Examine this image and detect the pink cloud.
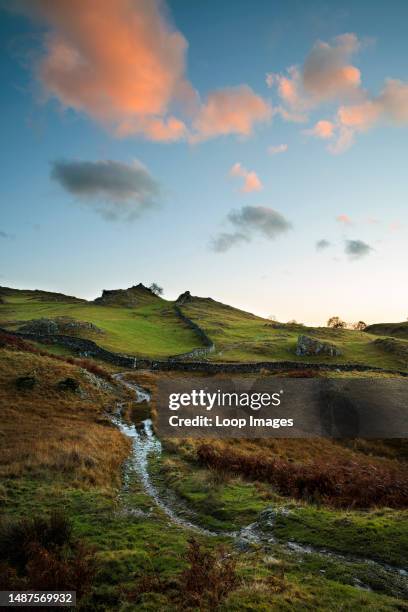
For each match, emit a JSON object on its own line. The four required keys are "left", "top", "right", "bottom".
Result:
{"left": 389, "top": 221, "right": 402, "bottom": 232}
{"left": 302, "top": 34, "right": 362, "bottom": 102}
{"left": 18, "top": 1, "right": 271, "bottom": 144}
{"left": 336, "top": 214, "right": 353, "bottom": 226}
{"left": 230, "top": 163, "right": 262, "bottom": 193}
{"left": 306, "top": 119, "right": 335, "bottom": 139}
{"left": 316, "top": 79, "right": 408, "bottom": 154}
{"left": 268, "top": 34, "right": 363, "bottom": 124}
{"left": 20, "top": 0, "right": 194, "bottom": 141}
{"left": 192, "top": 86, "right": 272, "bottom": 142}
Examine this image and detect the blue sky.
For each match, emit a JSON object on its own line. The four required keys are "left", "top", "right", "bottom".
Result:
{"left": 1, "top": 0, "right": 407, "bottom": 325}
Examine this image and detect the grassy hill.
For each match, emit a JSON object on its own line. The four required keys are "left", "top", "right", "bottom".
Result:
{"left": 366, "top": 321, "right": 408, "bottom": 340}
{"left": 179, "top": 294, "right": 408, "bottom": 371}
{"left": 1, "top": 285, "right": 408, "bottom": 371}
{"left": 0, "top": 285, "right": 199, "bottom": 359}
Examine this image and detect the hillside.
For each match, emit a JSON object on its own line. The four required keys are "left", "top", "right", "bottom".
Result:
{"left": 1, "top": 285, "right": 408, "bottom": 371}
{"left": 366, "top": 321, "right": 408, "bottom": 340}
{"left": 0, "top": 285, "right": 199, "bottom": 359}
{"left": 177, "top": 292, "right": 408, "bottom": 371}
{"left": 1, "top": 344, "right": 407, "bottom": 609}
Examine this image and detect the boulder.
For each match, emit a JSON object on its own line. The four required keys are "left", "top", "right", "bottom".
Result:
{"left": 296, "top": 335, "right": 341, "bottom": 357}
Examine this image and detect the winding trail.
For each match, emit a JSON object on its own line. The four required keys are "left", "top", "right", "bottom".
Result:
{"left": 112, "top": 372, "right": 408, "bottom": 595}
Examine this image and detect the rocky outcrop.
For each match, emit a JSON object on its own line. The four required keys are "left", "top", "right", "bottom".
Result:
{"left": 176, "top": 290, "right": 193, "bottom": 305}
{"left": 296, "top": 335, "right": 342, "bottom": 357}
{"left": 94, "top": 283, "right": 156, "bottom": 307}
{"left": 374, "top": 338, "right": 408, "bottom": 360}
{"left": 18, "top": 317, "right": 102, "bottom": 336}
{"left": 18, "top": 318, "right": 59, "bottom": 335}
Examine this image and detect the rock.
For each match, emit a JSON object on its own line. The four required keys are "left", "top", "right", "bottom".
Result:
{"left": 54, "top": 317, "right": 102, "bottom": 335}
{"left": 15, "top": 375, "right": 38, "bottom": 390}
{"left": 18, "top": 317, "right": 102, "bottom": 336}
{"left": 296, "top": 335, "right": 342, "bottom": 357}
{"left": 176, "top": 290, "right": 192, "bottom": 305}
{"left": 256, "top": 508, "right": 277, "bottom": 532}
{"left": 93, "top": 284, "right": 156, "bottom": 307}
{"left": 19, "top": 318, "right": 59, "bottom": 335}
{"left": 57, "top": 377, "right": 80, "bottom": 392}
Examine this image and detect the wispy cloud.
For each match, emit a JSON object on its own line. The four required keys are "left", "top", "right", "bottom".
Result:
{"left": 345, "top": 239, "right": 373, "bottom": 259}
{"left": 0, "top": 230, "right": 12, "bottom": 239}
{"left": 230, "top": 162, "right": 262, "bottom": 193}
{"left": 267, "top": 144, "right": 288, "bottom": 155}
{"left": 210, "top": 231, "right": 250, "bottom": 253}
{"left": 316, "top": 239, "right": 331, "bottom": 250}
{"left": 51, "top": 159, "right": 160, "bottom": 220}
{"left": 211, "top": 205, "right": 292, "bottom": 252}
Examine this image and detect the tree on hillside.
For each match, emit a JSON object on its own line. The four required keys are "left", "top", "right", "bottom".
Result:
{"left": 327, "top": 316, "right": 347, "bottom": 329}
{"left": 352, "top": 321, "right": 367, "bottom": 331}
{"left": 149, "top": 283, "right": 163, "bottom": 296}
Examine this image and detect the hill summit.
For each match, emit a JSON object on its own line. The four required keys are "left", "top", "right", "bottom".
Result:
{"left": 93, "top": 283, "right": 159, "bottom": 307}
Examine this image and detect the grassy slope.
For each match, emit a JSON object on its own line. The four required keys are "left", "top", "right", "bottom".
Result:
{"left": 1, "top": 286, "right": 408, "bottom": 370}
{"left": 366, "top": 321, "right": 408, "bottom": 339}
{"left": 2, "top": 350, "right": 407, "bottom": 610}
{"left": 180, "top": 296, "right": 408, "bottom": 369}
{"left": 0, "top": 288, "right": 199, "bottom": 359}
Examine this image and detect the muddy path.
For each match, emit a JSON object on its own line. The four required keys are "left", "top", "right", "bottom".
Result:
{"left": 112, "top": 372, "right": 408, "bottom": 596}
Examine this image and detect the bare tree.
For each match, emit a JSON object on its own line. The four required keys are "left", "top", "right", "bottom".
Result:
{"left": 327, "top": 316, "right": 347, "bottom": 329}
{"left": 352, "top": 321, "right": 367, "bottom": 331}
{"left": 149, "top": 283, "right": 163, "bottom": 296}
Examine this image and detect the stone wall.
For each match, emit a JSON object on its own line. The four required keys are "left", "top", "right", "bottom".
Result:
{"left": 5, "top": 330, "right": 138, "bottom": 368}
{"left": 170, "top": 305, "right": 215, "bottom": 360}
{"left": 3, "top": 328, "right": 407, "bottom": 377}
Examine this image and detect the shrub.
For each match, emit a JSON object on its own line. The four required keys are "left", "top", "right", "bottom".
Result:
{"left": 197, "top": 445, "right": 408, "bottom": 509}
{"left": 179, "top": 539, "right": 239, "bottom": 609}
{"left": 127, "top": 539, "right": 239, "bottom": 609}
{"left": 15, "top": 375, "right": 38, "bottom": 390}
{"left": 0, "top": 512, "right": 73, "bottom": 572}
{"left": 0, "top": 513, "right": 96, "bottom": 599}
{"left": 57, "top": 377, "right": 80, "bottom": 392}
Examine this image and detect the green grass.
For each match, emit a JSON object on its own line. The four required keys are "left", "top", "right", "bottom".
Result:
{"left": 4, "top": 475, "right": 406, "bottom": 611}
{"left": 2, "top": 286, "right": 408, "bottom": 370}
{"left": 366, "top": 321, "right": 408, "bottom": 339}
{"left": 1, "top": 346, "right": 407, "bottom": 610}
{"left": 180, "top": 297, "right": 408, "bottom": 369}
{"left": 0, "top": 288, "right": 199, "bottom": 358}
{"left": 153, "top": 450, "right": 408, "bottom": 568}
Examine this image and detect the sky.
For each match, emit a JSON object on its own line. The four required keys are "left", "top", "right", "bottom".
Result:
{"left": 0, "top": 0, "right": 407, "bottom": 325}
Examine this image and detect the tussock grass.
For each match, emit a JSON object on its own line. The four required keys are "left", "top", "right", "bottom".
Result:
{"left": 0, "top": 349, "right": 130, "bottom": 488}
